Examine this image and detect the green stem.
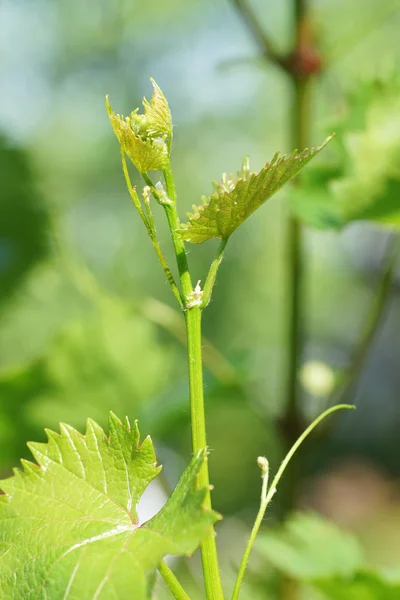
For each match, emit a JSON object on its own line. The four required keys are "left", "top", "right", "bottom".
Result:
{"left": 121, "top": 152, "right": 183, "bottom": 307}
{"left": 201, "top": 238, "right": 229, "bottom": 308}
{"left": 231, "top": 404, "right": 354, "bottom": 600}
{"left": 158, "top": 560, "right": 191, "bottom": 600}
{"left": 141, "top": 297, "right": 239, "bottom": 386}
{"left": 282, "top": 77, "right": 310, "bottom": 414}
{"left": 332, "top": 234, "right": 399, "bottom": 404}
{"left": 285, "top": 1, "right": 311, "bottom": 421}
{"left": 162, "top": 166, "right": 193, "bottom": 303}
{"left": 121, "top": 150, "right": 150, "bottom": 229}
{"left": 149, "top": 163, "right": 224, "bottom": 597}
{"left": 185, "top": 306, "right": 224, "bottom": 600}
{"left": 142, "top": 169, "right": 192, "bottom": 302}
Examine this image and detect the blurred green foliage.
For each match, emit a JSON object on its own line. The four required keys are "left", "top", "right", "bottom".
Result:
{"left": 0, "top": 136, "right": 48, "bottom": 309}
{"left": 1, "top": 0, "right": 400, "bottom": 596}
{"left": 290, "top": 77, "right": 400, "bottom": 229}
{"left": 255, "top": 513, "right": 400, "bottom": 600}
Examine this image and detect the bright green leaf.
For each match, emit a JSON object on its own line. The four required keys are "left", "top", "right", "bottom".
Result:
{"left": 0, "top": 414, "right": 219, "bottom": 599}
{"left": 255, "top": 512, "right": 364, "bottom": 580}
{"left": 106, "top": 78, "right": 172, "bottom": 173}
{"left": 179, "top": 138, "right": 332, "bottom": 244}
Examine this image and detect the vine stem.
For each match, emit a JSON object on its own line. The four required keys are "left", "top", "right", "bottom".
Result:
{"left": 231, "top": 0, "right": 288, "bottom": 71}
{"left": 279, "top": 0, "right": 313, "bottom": 515}
{"left": 185, "top": 305, "right": 224, "bottom": 600}
{"left": 141, "top": 298, "right": 239, "bottom": 386}
{"left": 161, "top": 164, "right": 224, "bottom": 600}
{"left": 120, "top": 152, "right": 183, "bottom": 307}
{"left": 162, "top": 166, "right": 193, "bottom": 300}
{"left": 158, "top": 560, "right": 191, "bottom": 600}
{"left": 231, "top": 404, "right": 354, "bottom": 600}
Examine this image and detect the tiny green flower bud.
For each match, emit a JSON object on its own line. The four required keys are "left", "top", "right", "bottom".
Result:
{"left": 257, "top": 456, "right": 269, "bottom": 474}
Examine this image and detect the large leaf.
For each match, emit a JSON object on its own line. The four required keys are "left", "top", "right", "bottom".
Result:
{"left": 0, "top": 414, "right": 219, "bottom": 599}
{"left": 289, "top": 78, "right": 400, "bottom": 230}
{"left": 179, "top": 138, "right": 332, "bottom": 244}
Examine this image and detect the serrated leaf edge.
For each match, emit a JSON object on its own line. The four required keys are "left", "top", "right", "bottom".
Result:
{"left": 180, "top": 136, "right": 333, "bottom": 243}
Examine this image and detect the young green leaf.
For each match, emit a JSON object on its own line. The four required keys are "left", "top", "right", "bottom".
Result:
{"left": 179, "top": 137, "right": 332, "bottom": 244}
{"left": 0, "top": 414, "right": 219, "bottom": 599}
{"left": 106, "top": 78, "right": 172, "bottom": 173}
{"left": 142, "top": 78, "right": 173, "bottom": 143}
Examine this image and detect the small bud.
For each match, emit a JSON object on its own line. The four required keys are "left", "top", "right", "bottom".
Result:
{"left": 257, "top": 456, "right": 269, "bottom": 474}
{"left": 154, "top": 181, "right": 172, "bottom": 205}
{"left": 142, "top": 186, "right": 151, "bottom": 205}
{"left": 186, "top": 281, "right": 203, "bottom": 309}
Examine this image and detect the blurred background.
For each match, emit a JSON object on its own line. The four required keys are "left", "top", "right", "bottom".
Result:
{"left": 1, "top": 0, "right": 400, "bottom": 598}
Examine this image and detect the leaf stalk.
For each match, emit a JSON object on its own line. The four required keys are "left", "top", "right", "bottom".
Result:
{"left": 121, "top": 152, "right": 183, "bottom": 307}
{"left": 159, "top": 560, "right": 191, "bottom": 600}
{"left": 201, "top": 238, "right": 229, "bottom": 308}
{"left": 231, "top": 404, "right": 354, "bottom": 600}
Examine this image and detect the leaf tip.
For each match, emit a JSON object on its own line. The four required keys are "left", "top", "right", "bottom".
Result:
{"left": 105, "top": 94, "right": 113, "bottom": 115}
{"left": 108, "top": 410, "right": 124, "bottom": 430}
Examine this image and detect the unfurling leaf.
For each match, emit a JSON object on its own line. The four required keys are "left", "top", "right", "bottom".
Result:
{"left": 0, "top": 414, "right": 219, "bottom": 599}
{"left": 106, "top": 78, "right": 172, "bottom": 173}
{"left": 142, "top": 78, "right": 173, "bottom": 143}
{"left": 179, "top": 137, "right": 332, "bottom": 243}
